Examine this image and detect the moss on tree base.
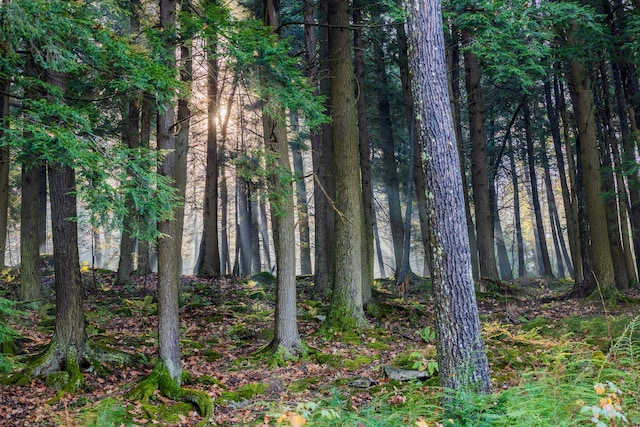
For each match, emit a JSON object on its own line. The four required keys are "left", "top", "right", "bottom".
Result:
{"left": 127, "top": 363, "right": 214, "bottom": 427}
{"left": 255, "top": 340, "right": 308, "bottom": 368}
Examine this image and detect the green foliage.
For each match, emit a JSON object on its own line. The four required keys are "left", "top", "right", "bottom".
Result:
{"left": 0, "top": 292, "right": 22, "bottom": 373}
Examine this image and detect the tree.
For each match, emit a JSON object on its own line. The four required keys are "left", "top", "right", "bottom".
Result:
{"left": 261, "top": 0, "right": 304, "bottom": 360}
{"left": 322, "top": 0, "right": 369, "bottom": 330}
{"left": 407, "top": 0, "right": 492, "bottom": 393}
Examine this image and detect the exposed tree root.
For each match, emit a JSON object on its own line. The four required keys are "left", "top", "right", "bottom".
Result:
{"left": 127, "top": 363, "right": 214, "bottom": 427}
{"left": 5, "top": 340, "right": 134, "bottom": 394}
{"left": 255, "top": 340, "right": 308, "bottom": 368}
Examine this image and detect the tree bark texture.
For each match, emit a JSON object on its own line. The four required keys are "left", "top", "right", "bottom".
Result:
{"left": 567, "top": 52, "right": 616, "bottom": 293}
{"left": 324, "top": 0, "right": 368, "bottom": 330}
{"left": 407, "top": 0, "right": 491, "bottom": 393}
{"left": 508, "top": 139, "right": 526, "bottom": 277}
{"left": 462, "top": 29, "right": 498, "bottom": 280}
{"left": 0, "top": 76, "right": 9, "bottom": 267}
{"left": 290, "top": 112, "right": 312, "bottom": 275}
{"left": 156, "top": 0, "right": 182, "bottom": 382}
{"left": 20, "top": 164, "right": 43, "bottom": 300}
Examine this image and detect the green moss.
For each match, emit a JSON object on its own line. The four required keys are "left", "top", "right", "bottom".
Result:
{"left": 141, "top": 402, "right": 193, "bottom": 424}
{"left": 201, "top": 349, "right": 221, "bottom": 362}
{"left": 288, "top": 376, "right": 321, "bottom": 393}
{"left": 340, "top": 330, "right": 362, "bottom": 345}
{"left": 216, "top": 382, "right": 268, "bottom": 404}
{"left": 180, "top": 338, "right": 203, "bottom": 350}
{"left": 367, "top": 341, "right": 391, "bottom": 351}
{"left": 313, "top": 352, "right": 341, "bottom": 368}
{"left": 45, "top": 371, "right": 70, "bottom": 389}
{"left": 342, "top": 355, "right": 372, "bottom": 371}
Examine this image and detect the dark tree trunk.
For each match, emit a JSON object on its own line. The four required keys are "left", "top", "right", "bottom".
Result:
{"left": 508, "top": 139, "right": 526, "bottom": 277}
{"left": 38, "top": 165, "right": 47, "bottom": 254}
{"left": 312, "top": 0, "right": 335, "bottom": 295}
{"left": 0, "top": 77, "right": 9, "bottom": 267}
{"left": 522, "top": 96, "right": 553, "bottom": 277}
{"left": 258, "top": 200, "right": 272, "bottom": 271}
{"left": 218, "top": 79, "right": 237, "bottom": 275}
{"left": 289, "top": 111, "right": 312, "bottom": 275}
{"left": 20, "top": 164, "right": 43, "bottom": 300}
{"left": 323, "top": 0, "right": 368, "bottom": 330}
{"left": 373, "top": 42, "right": 405, "bottom": 278}
{"left": 250, "top": 195, "right": 262, "bottom": 271}
{"left": 407, "top": 0, "right": 491, "bottom": 393}
{"left": 567, "top": 49, "right": 616, "bottom": 294}
{"left": 353, "top": 1, "right": 373, "bottom": 304}
{"left": 236, "top": 175, "right": 252, "bottom": 275}
{"left": 462, "top": 29, "right": 498, "bottom": 281}
{"left": 373, "top": 203, "right": 386, "bottom": 278}
{"left": 199, "top": 33, "right": 221, "bottom": 277}
{"left": 134, "top": 96, "right": 154, "bottom": 276}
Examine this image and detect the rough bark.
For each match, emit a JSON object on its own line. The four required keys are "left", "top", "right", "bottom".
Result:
{"left": 258, "top": 199, "right": 272, "bottom": 271}
{"left": 156, "top": 0, "right": 182, "bottom": 381}
{"left": 508, "top": 139, "right": 526, "bottom": 277}
{"left": 462, "top": 29, "right": 498, "bottom": 280}
{"left": 20, "top": 164, "right": 43, "bottom": 300}
{"left": 407, "top": 0, "right": 492, "bottom": 393}
{"left": 0, "top": 76, "right": 9, "bottom": 267}
{"left": 567, "top": 52, "right": 616, "bottom": 294}
{"left": 134, "top": 96, "right": 154, "bottom": 276}
{"left": 312, "top": 0, "right": 335, "bottom": 295}
{"left": 353, "top": 1, "right": 373, "bottom": 304}
{"left": 323, "top": 0, "right": 368, "bottom": 330}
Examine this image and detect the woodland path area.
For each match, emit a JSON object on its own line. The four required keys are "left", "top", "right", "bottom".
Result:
{"left": 1, "top": 273, "right": 639, "bottom": 426}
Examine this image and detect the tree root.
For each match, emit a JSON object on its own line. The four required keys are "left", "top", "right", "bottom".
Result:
{"left": 255, "top": 340, "right": 308, "bottom": 368}
{"left": 127, "top": 363, "right": 214, "bottom": 427}
{"left": 4, "top": 340, "right": 134, "bottom": 393}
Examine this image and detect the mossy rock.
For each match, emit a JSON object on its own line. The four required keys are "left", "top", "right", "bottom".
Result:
{"left": 314, "top": 352, "right": 341, "bottom": 368}
{"left": 393, "top": 350, "right": 433, "bottom": 370}
{"left": 180, "top": 338, "right": 203, "bottom": 350}
{"left": 216, "top": 382, "right": 267, "bottom": 404}
{"left": 227, "top": 324, "right": 256, "bottom": 340}
{"left": 342, "top": 355, "right": 373, "bottom": 371}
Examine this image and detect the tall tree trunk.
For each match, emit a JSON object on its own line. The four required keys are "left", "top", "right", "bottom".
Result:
{"left": 250, "top": 195, "right": 262, "bottom": 271}
{"left": 523, "top": 96, "right": 553, "bottom": 277}
{"left": 396, "top": 18, "right": 434, "bottom": 279}
{"left": 567, "top": 47, "right": 616, "bottom": 294}
{"left": 134, "top": 96, "right": 154, "bottom": 276}
{"left": 199, "top": 30, "right": 221, "bottom": 277}
{"left": 407, "top": 0, "right": 491, "bottom": 393}
{"left": 462, "top": 29, "right": 498, "bottom": 281}
{"left": 323, "top": 0, "right": 368, "bottom": 330}
{"left": 262, "top": 0, "right": 303, "bottom": 356}
{"left": 218, "top": 79, "right": 237, "bottom": 275}
{"left": 373, "top": 42, "right": 405, "bottom": 277}
{"left": 156, "top": 0, "right": 182, "bottom": 381}
{"left": 236, "top": 174, "right": 252, "bottom": 275}
{"left": 38, "top": 165, "right": 47, "bottom": 254}
{"left": 554, "top": 75, "right": 583, "bottom": 282}
{"left": 373, "top": 203, "right": 386, "bottom": 278}
{"left": 353, "top": 1, "right": 373, "bottom": 304}
{"left": 0, "top": 76, "right": 9, "bottom": 267}
{"left": 312, "top": 0, "right": 335, "bottom": 295}
{"left": 289, "top": 112, "right": 312, "bottom": 275}
{"left": 258, "top": 200, "right": 272, "bottom": 271}
{"left": 116, "top": 100, "right": 140, "bottom": 285}
{"left": 597, "top": 62, "right": 630, "bottom": 289}
{"left": 508, "top": 139, "right": 526, "bottom": 277}
{"left": 20, "top": 164, "right": 43, "bottom": 300}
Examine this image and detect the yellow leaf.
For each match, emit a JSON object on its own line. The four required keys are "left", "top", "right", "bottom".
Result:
{"left": 288, "top": 414, "right": 306, "bottom": 427}
{"left": 415, "top": 419, "right": 429, "bottom": 427}
{"left": 277, "top": 413, "right": 287, "bottom": 424}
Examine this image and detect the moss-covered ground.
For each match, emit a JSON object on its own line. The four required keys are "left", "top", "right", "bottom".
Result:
{"left": 0, "top": 274, "right": 639, "bottom": 426}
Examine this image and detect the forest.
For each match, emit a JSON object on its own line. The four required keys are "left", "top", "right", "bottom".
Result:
{"left": 0, "top": 0, "right": 639, "bottom": 425}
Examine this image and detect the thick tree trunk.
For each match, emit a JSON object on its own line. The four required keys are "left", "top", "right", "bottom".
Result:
{"left": 407, "top": 0, "right": 491, "bottom": 393}
{"left": 353, "top": 2, "right": 373, "bottom": 304}
{"left": 38, "top": 165, "right": 47, "bottom": 254}
{"left": 156, "top": 0, "right": 182, "bottom": 382}
{"left": 462, "top": 29, "right": 498, "bottom": 280}
{"left": 567, "top": 53, "right": 616, "bottom": 294}
{"left": 262, "top": 0, "right": 303, "bottom": 355}
{"left": 523, "top": 96, "right": 553, "bottom": 277}
{"left": 199, "top": 35, "right": 221, "bottom": 278}
{"left": 236, "top": 175, "right": 252, "bottom": 275}
{"left": 134, "top": 96, "right": 154, "bottom": 276}
{"left": 323, "top": 0, "right": 368, "bottom": 330}
{"left": 20, "top": 164, "right": 43, "bottom": 300}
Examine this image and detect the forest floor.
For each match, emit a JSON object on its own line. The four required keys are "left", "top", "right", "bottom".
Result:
{"left": 1, "top": 272, "right": 639, "bottom": 426}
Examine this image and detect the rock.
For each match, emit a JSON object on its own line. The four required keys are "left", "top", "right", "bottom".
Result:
{"left": 383, "top": 365, "right": 431, "bottom": 382}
